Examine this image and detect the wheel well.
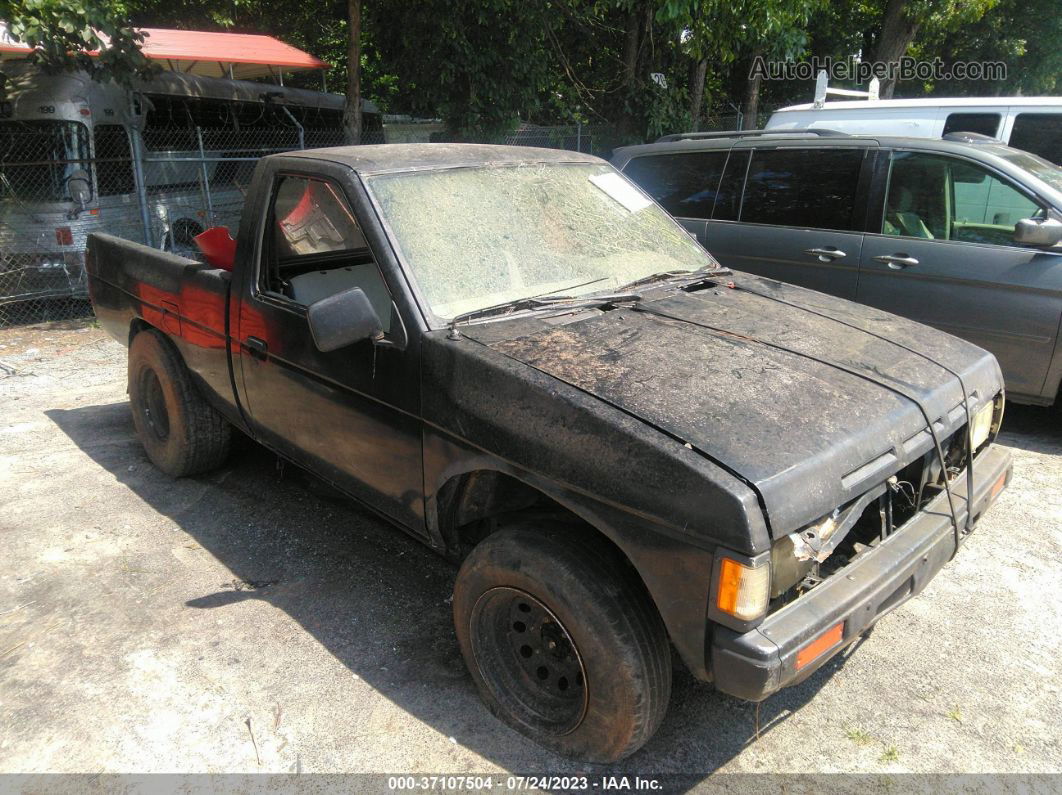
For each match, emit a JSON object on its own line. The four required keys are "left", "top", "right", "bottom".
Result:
{"left": 437, "top": 471, "right": 640, "bottom": 579}
{"left": 129, "top": 317, "right": 152, "bottom": 347}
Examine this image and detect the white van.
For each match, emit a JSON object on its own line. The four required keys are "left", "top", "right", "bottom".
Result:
{"left": 765, "top": 97, "right": 1062, "bottom": 164}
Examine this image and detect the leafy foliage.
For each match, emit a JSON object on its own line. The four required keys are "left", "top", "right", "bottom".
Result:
{"left": 2, "top": 0, "right": 156, "bottom": 84}
{"left": 2, "top": 0, "right": 1059, "bottom": 138}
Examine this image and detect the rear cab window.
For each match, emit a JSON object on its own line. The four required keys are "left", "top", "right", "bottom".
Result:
{"left": 259, "top": 174, "right": 393, "bottom": 331}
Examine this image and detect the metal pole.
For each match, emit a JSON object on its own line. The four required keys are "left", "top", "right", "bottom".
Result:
{"left": 576, "top": 122, "right": 582, "bottom": 153}
{"left": 129, "top": 122, "right": 153, "bottom": 248}
{"left": 196, "top": 126, "right": 215, "bottom": 226}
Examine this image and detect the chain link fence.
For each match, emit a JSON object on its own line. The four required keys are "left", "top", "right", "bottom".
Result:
{"left": 0, "top": 121, "right": 379, "bottom": 327}
{"left": 1, "top": 119, "right": 630, "bottom": 327}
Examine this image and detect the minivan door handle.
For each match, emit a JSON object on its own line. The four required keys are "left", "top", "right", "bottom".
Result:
{"left": 804, "top": 246, "right": 847, "bottom": 262}
{"left": 873, "top": 254, "right": 920, "bottom": 269}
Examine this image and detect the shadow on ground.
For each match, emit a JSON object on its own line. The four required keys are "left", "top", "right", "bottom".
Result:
{"left": 997, "top": 402, "right": 1062, "bottom": 455}
{"left": 47, "top": 400, "right": 864, "bottom": 779}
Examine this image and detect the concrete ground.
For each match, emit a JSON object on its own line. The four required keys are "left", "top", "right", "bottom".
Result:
{"left": 1, "top": 318, "right": 1060, "bottom": 779}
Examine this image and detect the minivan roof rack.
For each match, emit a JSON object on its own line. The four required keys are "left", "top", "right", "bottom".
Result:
{"left": 655, "top": 128, "right": 850, "bottom": 143}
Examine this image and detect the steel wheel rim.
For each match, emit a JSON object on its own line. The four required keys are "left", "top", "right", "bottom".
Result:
{"left": 469, "top": 586, "right": 588, "bottom": 736}
{"left": 138, "top": 367, "right": 170, "bottom": 441}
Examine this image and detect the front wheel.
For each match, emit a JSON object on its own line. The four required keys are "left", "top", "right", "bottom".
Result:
{"left": 453, "top": 523, "right": 671, "bottom": 762}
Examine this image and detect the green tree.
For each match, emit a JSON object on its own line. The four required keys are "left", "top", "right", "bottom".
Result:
{"left": 659, "top": 0, "right": 820, "bottom": 129}
{"left": 1, "top": 0, "right": 154, "bottom": 84}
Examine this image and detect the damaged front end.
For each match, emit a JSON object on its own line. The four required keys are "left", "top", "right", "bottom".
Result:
{"left": 768, "top": 392, "right": 1005, "bottom": 611}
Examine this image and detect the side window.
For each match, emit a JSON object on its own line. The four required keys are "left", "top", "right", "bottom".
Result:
{"left": 711, "top": 150, "right": 750, "bottom": 222}
{"left": 261, "top": 175, "right": 392, "bottom": 332}
{"left": 93, "top": 125, "right": 134, "bottom": 196}
{"left": 942, "top": 113, "right": 1001, "bottom": 138}
{"left": 622, "top": 151, "right": 728, "bottom": 219}
{"left": 1009, "top": 114, "right": 1062, "bottom": 165}
{"left": 882, "top": 151, "right": 1043, "bottom": 247}
{"left": 740, "top": 148, "right": 864, "bottom": 231}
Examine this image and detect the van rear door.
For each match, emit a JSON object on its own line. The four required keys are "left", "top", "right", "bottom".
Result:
{"left": 702, "top": 143, "right": 871, "bottom": 300}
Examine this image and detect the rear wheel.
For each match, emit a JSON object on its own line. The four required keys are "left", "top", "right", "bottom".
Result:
{"left": 128, "top": 328, "right": 230, "bottom": 476}
{"left": 453, "top": 522, "right": 671, "bottom": 762}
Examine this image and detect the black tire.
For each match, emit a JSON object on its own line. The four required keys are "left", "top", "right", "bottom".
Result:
{"left": 128, "top": 328, "right": 231, "bottom": 477}
{"left": 453, "top": 522, "right": 671, "bottom": 762}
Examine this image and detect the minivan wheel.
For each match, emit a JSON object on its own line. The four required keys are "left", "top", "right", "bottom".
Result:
{"left": 128, "top": 328, "right": 231, "bottom": 477}
{"left": 453, "top": 523, "right": 671, "bottom": 762}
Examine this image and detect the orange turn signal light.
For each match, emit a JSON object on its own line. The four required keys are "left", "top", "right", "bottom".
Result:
{"left": 796, "top": 622, "right": 844, "bottom": 670}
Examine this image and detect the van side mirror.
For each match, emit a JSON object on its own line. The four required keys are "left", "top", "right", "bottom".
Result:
{"left": 1013, "top": 217, "right": 1062, "bottom": 248}
{"left": 66, "top": 168, "right": 92, "bottom": 216}
{"left": 307, "top": 287, "right": 384, "bottom": 352}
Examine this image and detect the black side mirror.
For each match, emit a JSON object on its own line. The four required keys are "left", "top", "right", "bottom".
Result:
{"left": 307, "top": 287, "right": 384, "bottom": 352}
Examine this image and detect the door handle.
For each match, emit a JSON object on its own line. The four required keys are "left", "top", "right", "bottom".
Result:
{"left": 804, "top": 247, "right": 847, "bottom": 262}
{"left": 873, "top": 254, "right": 920, "bottom": 269}
{"left": 245, "top": 336, "right": 268, "bottom": 360}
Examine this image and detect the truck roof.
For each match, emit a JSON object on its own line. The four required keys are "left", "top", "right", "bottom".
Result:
{"left": 281, "top": 143, "right": 604, "bottom": 174}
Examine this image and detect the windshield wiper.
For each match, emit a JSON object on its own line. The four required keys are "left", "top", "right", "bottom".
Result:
{"left": 447, "top": 292, "right": 642, "bottom": 335}
{"left": 618, "top": 264, "right": 731, "bottom": 292}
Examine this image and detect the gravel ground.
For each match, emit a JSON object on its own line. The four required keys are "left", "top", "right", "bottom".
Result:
{"left": 1, "top": 319, "right": 1060, "bottom": 780}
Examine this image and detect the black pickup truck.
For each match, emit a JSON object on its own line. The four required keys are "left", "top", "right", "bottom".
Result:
{"left": 87, "top": 144, "right": 1012, "bottom": 762}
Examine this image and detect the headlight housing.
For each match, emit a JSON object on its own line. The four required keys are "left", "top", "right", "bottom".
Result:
{"left": 714, "top": 556, "right": 770, "bottom": 622}
{"left": 970, "top": 393, "right": 1003, "bottom": 451}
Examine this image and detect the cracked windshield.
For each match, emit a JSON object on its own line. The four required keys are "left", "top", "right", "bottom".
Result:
{"left": 366, "top": 162, "right": 716, "bottom": 320}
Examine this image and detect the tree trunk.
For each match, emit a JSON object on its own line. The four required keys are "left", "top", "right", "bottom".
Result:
{"left": 689, "top": 58, "right": 707, "bottom": 131}
{"left": 622, "top": 3, "right": 640, "bottom": 88}
{"left": 744, "top": 48, "right": 763, "bottom": 129}
{"left": 871, "top": 0, "right": 919, "bottom": 98}
{"left": 343, "top": 0, "right": 362, "bottom": 145}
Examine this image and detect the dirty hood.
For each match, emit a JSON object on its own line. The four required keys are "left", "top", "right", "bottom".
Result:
{"left": 469, "top": 275, "right": 1002, "bottom": 534}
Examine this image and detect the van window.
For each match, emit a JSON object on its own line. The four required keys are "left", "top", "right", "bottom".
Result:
{"left": 92, "top": 125, "right": 134, "bottom": 196}
{"left": 882, "top": 151, "right": 1043, "bottom": 247}
{"left": 712, "top": 150, "right": 750, "bottom": 222}
{"left": 942, "top": 113, "right": 1001, "bottom": 139}
{"left": 1009, "top": 114, "right": 1062, "bottom": 165}
{"left": 261, "top": 175, "right": 391, "bottom": 331}
{"left": 740, "top": 148, "right": 863, "bottom": 231}
{"left": 622, "top": 151, "right": 727, "bottom": 219}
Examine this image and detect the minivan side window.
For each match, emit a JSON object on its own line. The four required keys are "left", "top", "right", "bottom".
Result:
{"left": 1009, "top": 114, "right": 1062, "bottom": 166}
{"left": 712, "top": 150, "right": 750, "bottom": 222}
{"left": 622, "top": 151, "right": 728, "bottom": 218}
{"left": 882, "top": 151, "right": 1043, "bottom": 248}
{"left": 942, "top": 113, "right": 1001, "bottom": 139}
{"left": 740, "top": 148, "right": 864, "bottom": 231}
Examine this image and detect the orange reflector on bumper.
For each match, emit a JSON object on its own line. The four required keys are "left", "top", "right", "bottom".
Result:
{"left": 990, "top": 472, "right": 1006, "bottom": 502}
{"left": 796, "top": 622, "right": 844, "bottom": 670}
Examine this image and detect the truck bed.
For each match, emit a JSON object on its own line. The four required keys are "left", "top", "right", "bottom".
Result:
{"left": 86, "top": 232, "right": 243, "bottom": 423}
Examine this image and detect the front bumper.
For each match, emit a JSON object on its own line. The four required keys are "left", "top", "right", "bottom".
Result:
{"left": 710, "top": 443, "right": 1013, "bottom": 701}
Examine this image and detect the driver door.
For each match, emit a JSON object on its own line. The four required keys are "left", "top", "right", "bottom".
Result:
{"left": 858, "top": 149, "right": 1062, "bottom": 399}
{"left": 235, "top": 169, "right": 426, "bottom": 534}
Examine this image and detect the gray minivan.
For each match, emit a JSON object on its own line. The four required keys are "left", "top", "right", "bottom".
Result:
{"left": 613, "top": 131, "right": 1062, "bottom": 406}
